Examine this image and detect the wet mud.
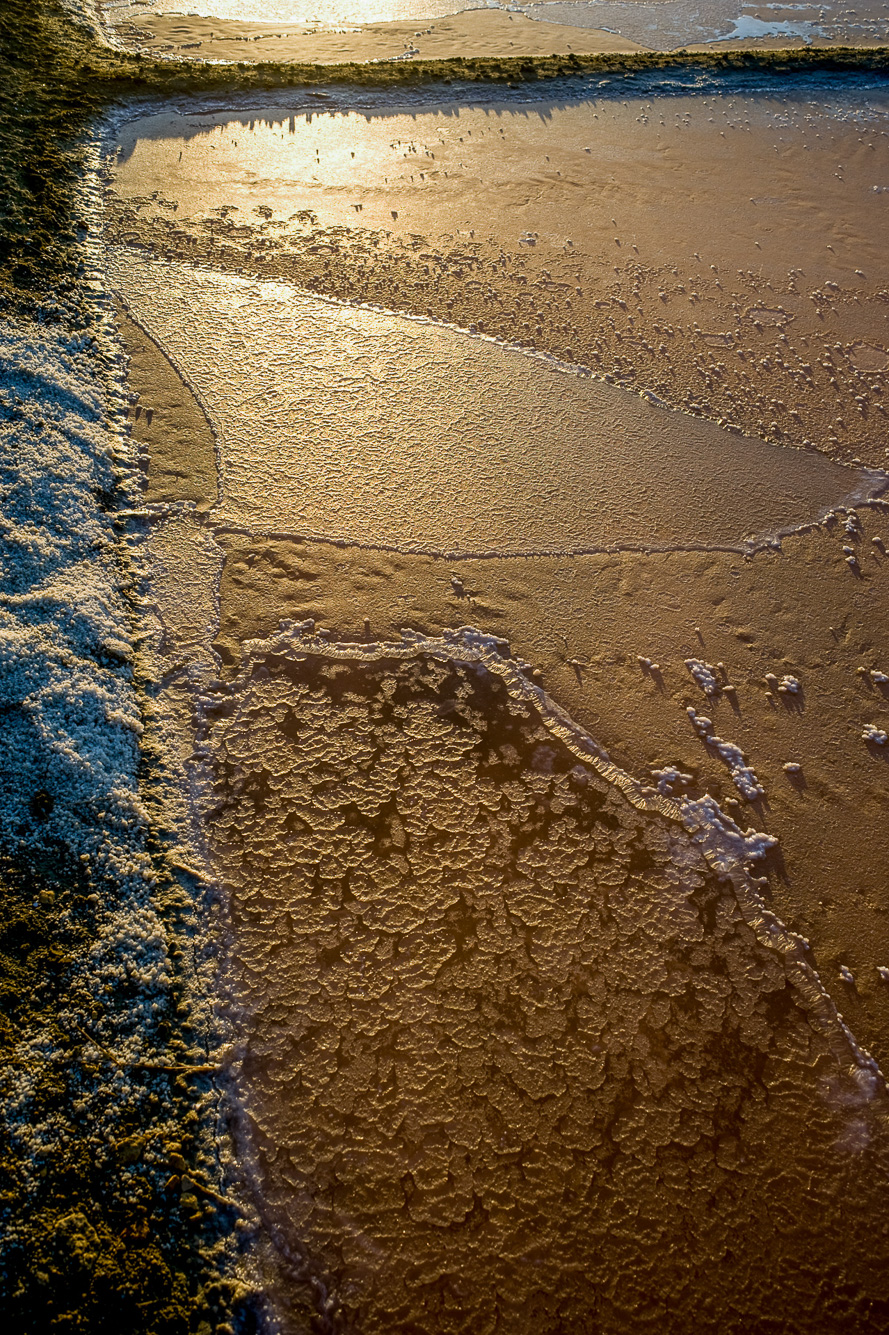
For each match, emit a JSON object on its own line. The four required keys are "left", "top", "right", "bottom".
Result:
{"left": 8, "top": 0, "right": 889, "bottom": 1328}
{"left": 104, "top": 0, "right": 889, "bottom": 60}
{"left": 114, "top": 299, "right": 218, "bottom": 509}
{"left": 107, "top": 82, "right": 889, "bottom": 470}
{"left": 108, "top": 74, "right": 889, "bottom": 1332}
{"left": 110, "top": 251, "right": 882, "bottom": 558}
{"left": 198, "top": 636, "right": 889, "bottom": 1333}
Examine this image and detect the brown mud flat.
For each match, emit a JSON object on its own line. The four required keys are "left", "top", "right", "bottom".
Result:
{"left": 9, "top": 1, "right": 889, "bottom": 1330}
{"left": 198, "top": 516, "right": 889, "bottom": 1059}
{"left": 105, "top": 4, "right": 889, "bottom": 64}
{"left": 108, "top": 89, "right": 889, "bottom": 470}
{"left": 109, "top": 8, "right": 643, "bottom": 64}
{"left": 107, "top": 74, "right": 889, "bottom": 1334}
{"left": 196, "top": 639, "right": 889, "bottom": 1333}
{"left": 114, "top": 299, "right": 218, "bottom": 509}
{"left": 110, "top": 75, "right": 889, "bottom": 1115}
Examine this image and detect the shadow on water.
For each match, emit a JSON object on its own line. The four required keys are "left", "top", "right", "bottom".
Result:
{"left": 112, "top": 65, "right": 889, "bottom": 162}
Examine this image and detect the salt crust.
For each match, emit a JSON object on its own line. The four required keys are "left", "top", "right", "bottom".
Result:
{"left": 686, "top": 705, "right": 766, "bottom": 801}
{"left": 684, "top": 657, "right": 722, "bottom": 697}
{"left": 195, "top": 618, "right": 883, "bottom": 1106}
{"left": 0, "top": 171, "right": 240, "bottom": 1282}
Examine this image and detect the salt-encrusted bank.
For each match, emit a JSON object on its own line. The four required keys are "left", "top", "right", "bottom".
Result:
{"left": 0, "top": 302, "right": 248, "bottom": 1322}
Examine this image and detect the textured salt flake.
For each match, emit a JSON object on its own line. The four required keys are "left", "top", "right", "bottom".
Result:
{"left": 680, "top": 794, "right": 777, "bottom": 876}
{"left": 685, "top": 658, "right": 721, "bottom": 697}
{"left": 687, "top": 708, "right": 764, "bottom": 800}
{"left": 650, "top": 765, "right": 693, "bottom": 796}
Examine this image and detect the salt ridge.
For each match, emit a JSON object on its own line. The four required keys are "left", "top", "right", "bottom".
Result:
{"left": 0, "top": 136, "right": 242, "bottom": 1290}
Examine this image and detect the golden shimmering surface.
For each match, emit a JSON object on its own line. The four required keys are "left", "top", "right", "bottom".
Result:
{"left": 109, "top": 88, "right": 889, "bottom": 469}
{"left": 105, "top": 0, "right": 889, "bottom": 54}
{"left": 110, "top": 251, "right": 877, "bottom": 558}
{"left": 109, "top": 77, "right": 889, "bottom": 1332}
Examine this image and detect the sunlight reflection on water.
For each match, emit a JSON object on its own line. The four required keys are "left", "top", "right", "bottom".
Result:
{"left": 110, "top": 0, "right": 889, "bottom": 50}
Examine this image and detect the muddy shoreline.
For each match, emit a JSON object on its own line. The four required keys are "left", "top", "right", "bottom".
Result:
{"left": 4, "top": 0, "right": 889, "bottom": 1327}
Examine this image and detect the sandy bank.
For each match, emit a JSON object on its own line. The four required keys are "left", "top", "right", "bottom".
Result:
{"left": 110, "top": 7, "right": 643, "bottom": 63}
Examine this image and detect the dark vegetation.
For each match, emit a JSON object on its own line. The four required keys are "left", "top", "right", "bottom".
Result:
{"left": 0, "top": 1, "right": 887, "bottom": 1329}
{"left": 0, "top": 847, "right": 256, "bottom": 1333}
